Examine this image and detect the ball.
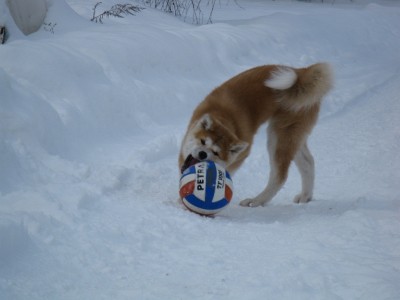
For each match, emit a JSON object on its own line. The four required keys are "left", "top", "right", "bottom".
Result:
{"left": 179, "top": 161, "right": 233, "bottom": 215}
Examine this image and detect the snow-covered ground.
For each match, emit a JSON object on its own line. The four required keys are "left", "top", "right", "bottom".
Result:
{"left": 1, "top": 0, "right": 400, "bottom": 299}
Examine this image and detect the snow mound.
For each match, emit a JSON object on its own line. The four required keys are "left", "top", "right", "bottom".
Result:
{"left": 6, "top": 0, "right": 47, "bottom": 35}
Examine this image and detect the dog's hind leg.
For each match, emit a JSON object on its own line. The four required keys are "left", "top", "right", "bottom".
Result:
{"left": 293, "top": 142, "right": 314, "bottom": 203}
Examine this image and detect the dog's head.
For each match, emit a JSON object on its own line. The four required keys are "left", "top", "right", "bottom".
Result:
{"left": 181, "top": 114, "right": 248, "bottom": 170}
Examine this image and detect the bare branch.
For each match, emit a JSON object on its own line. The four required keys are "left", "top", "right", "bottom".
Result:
{"left": 91, "top": 2, "right": 144, "bottom": 23}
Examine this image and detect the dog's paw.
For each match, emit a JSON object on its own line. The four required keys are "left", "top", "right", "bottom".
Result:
{"left": 239, "top": 198, "right": 265, "bottom": 207}
{"left": 293, "top": 193, "right": 312, "bottom": 204}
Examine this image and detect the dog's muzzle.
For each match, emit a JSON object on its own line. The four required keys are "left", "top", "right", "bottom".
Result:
{"left": 181, "top": 154, "right": 200, "bottom": 173}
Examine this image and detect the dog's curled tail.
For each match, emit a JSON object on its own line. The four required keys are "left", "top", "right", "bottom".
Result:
{"left": 265, "top": 62, "right": 333, "bottom": 111}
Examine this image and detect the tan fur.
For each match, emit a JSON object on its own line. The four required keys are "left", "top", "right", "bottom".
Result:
{"left": 179, "top": 63, "right": 333, "bottom": 207}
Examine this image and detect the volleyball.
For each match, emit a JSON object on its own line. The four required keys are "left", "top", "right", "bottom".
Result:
{"left": 179, "top": 161, "right": 233, "bottom": 215}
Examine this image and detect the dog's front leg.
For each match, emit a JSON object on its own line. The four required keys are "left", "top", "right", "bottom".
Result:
{"left": 240, "top": 123, "right": 302, "bottom": 207}
{"left": 239, "top": 154, "right": 288, "bottom": 207}
{"left": 240, "top": 173, "right": 284, "bottom": 207}
{"left": 240, "top": 126, "right": 288, "bottom": 207}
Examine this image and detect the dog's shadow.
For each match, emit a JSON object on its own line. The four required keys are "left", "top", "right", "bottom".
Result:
{"left": 219, "top": 196, "right": 385, "bottom": 225}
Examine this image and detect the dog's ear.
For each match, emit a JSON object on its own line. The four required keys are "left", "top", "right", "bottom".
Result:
{"left": 198, "top": 114, "right": 212, "bottom": 130}
{"left": 230, "top": 141, "right": 248, "bottom": 155}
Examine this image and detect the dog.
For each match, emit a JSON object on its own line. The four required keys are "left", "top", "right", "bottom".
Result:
{"left": 179, "top": 63, "right": 333, "bottom": 207}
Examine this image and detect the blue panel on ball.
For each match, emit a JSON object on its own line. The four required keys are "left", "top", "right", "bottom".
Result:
{"left": 205, "top": 161, "right": 216, "bottom": 202}
{"left": 185, "top": 194, "right": 229, "bottom": 210}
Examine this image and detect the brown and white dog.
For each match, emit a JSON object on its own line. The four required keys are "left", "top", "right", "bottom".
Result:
{"left": 179, "top": 63, "right": 333, "bottom": 207}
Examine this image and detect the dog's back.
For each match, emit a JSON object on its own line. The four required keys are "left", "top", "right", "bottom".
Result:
{"left": 190, "top": 63, "right": 332, "bottom": 143}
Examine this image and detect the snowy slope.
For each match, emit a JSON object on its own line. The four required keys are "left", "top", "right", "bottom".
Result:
{"left": 1, "top": 0, "right": 400, "bottom": 299}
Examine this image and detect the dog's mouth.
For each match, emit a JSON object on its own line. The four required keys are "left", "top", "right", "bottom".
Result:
{"left": 181, "top": 154, "right": 200, "bottom": 173}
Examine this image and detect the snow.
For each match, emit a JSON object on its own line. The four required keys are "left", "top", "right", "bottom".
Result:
{"left": 1, "top": 0, "right": 400, "bottom": 299}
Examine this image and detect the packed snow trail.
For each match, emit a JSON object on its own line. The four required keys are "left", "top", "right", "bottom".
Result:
{"left": 1, "top": 0, "right": 400, "bottom": 299}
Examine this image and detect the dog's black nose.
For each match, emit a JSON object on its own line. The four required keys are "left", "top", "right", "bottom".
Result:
{"left": 198, "top": 151, "right": 208, "bottom": 160}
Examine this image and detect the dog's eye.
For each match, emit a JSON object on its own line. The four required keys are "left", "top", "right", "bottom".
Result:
{"left": 212, "top": 151, "right": 219, "bottom": 157}
{"left": 201, "top": 139, "right": 206, "bottom": 145}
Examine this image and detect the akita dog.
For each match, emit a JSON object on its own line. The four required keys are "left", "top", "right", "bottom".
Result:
{"left": 179, "top": 63, "right": 333, "bottom": 207}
